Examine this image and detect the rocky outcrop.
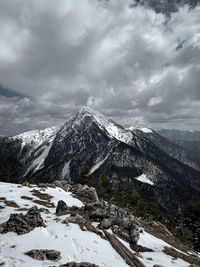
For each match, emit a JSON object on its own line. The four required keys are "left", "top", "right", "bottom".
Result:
{"left": 88, "top": 201, "right": 140, "bottom": 245}
{"left": 71, "top": 184, "right": 99, "bottom": 203}
{"left": 0, "top": 206, "right": 45, "bottom": 235}
{"left": 56, "top": 200, "right": 69, "bottom": 216}
{"left": 25, "top": 249, "right": 61, "bottom": 261}
{"left": 63, "top": 214, "right": 86, "bottom": 225}
{"left": 58, "top": 262, "right": 99, "bottom": 267}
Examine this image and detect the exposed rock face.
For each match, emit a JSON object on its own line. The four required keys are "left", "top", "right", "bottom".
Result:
{"left": 56, "top": 200, "right": 69, "bottom": 216}
{"left": 58, "top": 262, "right": 99, "bottom": 267}
{"left": 25, "top": 249, "right": 61, "bottom": 261}
{"left": 88, "top": 200, "right": 140, "bottom": 245}
{"left": 0, "top": 206, "right": 45, "bottom": 235}
{"left": 71, "top": 184, "right": 99, "bottom": 203}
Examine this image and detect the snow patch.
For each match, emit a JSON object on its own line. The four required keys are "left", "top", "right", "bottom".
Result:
{"left": 140, "top": 127, "right": 153, "bottom": 133}
{"left": 135, "top": 174, "right": 154, "bottom": 186}
{"left": 62, "top": 161, "right": 70, "bottom": 179}
{"left": 90, "top": 155, "right": 109, "bottom": 173}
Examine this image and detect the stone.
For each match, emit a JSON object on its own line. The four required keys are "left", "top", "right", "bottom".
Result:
{"left": 63, "top": 214, "right": 86, "bottom": 225}
{"left": 56, "top": 200, "right": 69, "bottom": 216}
{"left": 25, "top": 249, "right": 61, "bottom": 261}
{"left": 0, "top": 206, "right": 45, "bottom": 235}
{"left": 75, "top": 185, "right": 99, "bottom": 202}
{"left": 58, "top": 262, "right": 99, "bottom": 267}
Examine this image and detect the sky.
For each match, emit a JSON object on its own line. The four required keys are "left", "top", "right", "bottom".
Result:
{"left": 0, "top": 0, "right": 200, "bottom": 135}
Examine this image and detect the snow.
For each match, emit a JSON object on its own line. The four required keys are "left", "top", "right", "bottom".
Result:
{"left": 78, "top": 107, "right": 133, "bottom": 144}
{"left": 12, "top": 126, "right": 58, "bottom": 153}
{"left": 62, "top": 161, "right": 71, "bottom": 179}
{"left": 128, "top": 126, "right": 153, "bottom": 133}
{"left": 138, "top": 231, "right": 189, "bottom": 267}
{"left": 90, "top": 154, "right": 109, "bottom": 173}
{"left": 135, "top": 173, "right": 154, "bottom": 186}
{"left": 0, "top": 182, "right": 196, "bottom": 267}
{"left": 0, "top": 182, "right": 128, "bottom": 267}
{"left": 25, "top": 129, "right": 58, "bottom": 174}
{"left": 140, "top": 127, "right": 153, "bottom": 133}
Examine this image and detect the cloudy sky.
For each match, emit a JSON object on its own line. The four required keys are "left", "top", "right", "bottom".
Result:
{"left": 0, "top": 0, "right": 200, "bottom": 135}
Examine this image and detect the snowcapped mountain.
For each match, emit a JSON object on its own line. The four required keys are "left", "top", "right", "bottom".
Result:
{"left": 1, "top": 107, "right": 200, "bottom": 217}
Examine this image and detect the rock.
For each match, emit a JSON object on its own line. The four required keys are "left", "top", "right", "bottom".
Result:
{"left": 58, "top": 262, "right": 99, "bottom": 267}
{"left": 39, "top": 208, "right": 50, "bottom": 214}
{"left": 63, "top": 214, "right": 86, "bottom": 225}
{"left": 74, "top": 184, "right": 99, "bottom": 202}
{"left": 90, "top": 208, "right": 108, "bottom": 220}
{"left": 25, "top": 249, "right": 61, "bottom": 261}
{"left": 56, "top": 200, "right": 69, "bottom": 216}
{"left": 0, "top": 206, "right": 45, "bottom": 235}
{"left": 100, "top": 218, "right": 114, "bottom": 229}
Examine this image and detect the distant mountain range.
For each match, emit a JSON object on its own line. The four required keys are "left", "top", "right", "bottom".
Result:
{"left": 0, "top": 107, "right": 200, "bottom": 217}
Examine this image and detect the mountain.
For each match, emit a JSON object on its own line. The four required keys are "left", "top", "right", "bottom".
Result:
{"left": 129, "top": 127, "right": 200, "bottom": 172}
{"left": 158, "top": 129, "right": 200, "bottom": 159}
{"left": 1, "top": 107, "right": 200, "bottom": 217}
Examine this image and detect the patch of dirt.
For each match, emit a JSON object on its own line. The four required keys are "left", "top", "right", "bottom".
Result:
{"left": 31, "top": 190, "right": 53, "bottom": 201}
{"left": 16, "top": 208, "right": 29, "bottom": 211}
{"left": 33, "top": 199, "right": 55, "bottom": 208}
{"left": 4, "top": 200, "right": 19, "bottom": 208}
{"left": 163, "top": 246, "right": 200, "bottom": 266}
{"left": 131, "top": 244, "right": 154, "bottom": 253}
{"left": 21, "top": 196, "right": 33, "bottom": 200}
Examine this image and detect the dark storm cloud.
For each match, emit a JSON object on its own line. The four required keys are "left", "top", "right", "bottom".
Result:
{"left": 0, "top": 0, "right": 200, "bottom": 135}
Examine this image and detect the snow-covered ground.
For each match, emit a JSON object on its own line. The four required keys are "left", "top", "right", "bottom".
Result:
{"left": 0, "top": 182, "right": 196, "bottom": 267}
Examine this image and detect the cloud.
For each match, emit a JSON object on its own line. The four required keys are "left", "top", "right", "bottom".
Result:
{"left": 0, "top": 0, "right": 199, "bottom": 135}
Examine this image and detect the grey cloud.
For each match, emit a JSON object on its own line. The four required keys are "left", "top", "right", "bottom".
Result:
{"left": 0, "top": 0, "right": 200, "bottom": 135}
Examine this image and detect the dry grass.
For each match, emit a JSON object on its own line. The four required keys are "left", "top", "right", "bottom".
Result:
{"left": 139, "top": 219, "right": 189, "bottom": 253}
{"left": 32, "top": 199, "right": 55, "bottom": 208}
{"left": 131, "top": 244, "right": 154, "bottom": 253}
{"left": 163, "top": 246, "right": 200, "bottom": 266}
{"left": 31, "top": 189, "right": 55, "bottom": 208}
{"left": 16, "top": 208, "right": 29, "bottom": 211}
{"left": 21, "top": 196, "right": 33, "bottom": 200}
{"left": 31, "top": 190, "right": 53, "bottom": 201}
{"left": 4, "top": 200, "right": 19, "bottom": 208}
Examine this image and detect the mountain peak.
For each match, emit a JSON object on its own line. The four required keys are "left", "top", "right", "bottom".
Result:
{"left": 74, "top": 106, "right": 133, "bottom": 144}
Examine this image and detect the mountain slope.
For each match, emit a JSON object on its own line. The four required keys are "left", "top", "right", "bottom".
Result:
{"left": 1, "top": 107, "right": 200, "bottom": 217}
{"left": 0, "top": 181, "right": 198, "bottom": 267}
{"left": 130, "top": 128, "right": 200, "bottom": 172}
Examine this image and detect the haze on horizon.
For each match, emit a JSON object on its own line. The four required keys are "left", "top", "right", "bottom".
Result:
{"left": 0, "top": 0, "right": 200, "bottom": 136}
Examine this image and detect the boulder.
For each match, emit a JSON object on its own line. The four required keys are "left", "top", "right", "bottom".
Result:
{"left": 56, "top": 200, "right": 69, "bottom": 216}
{"left": 25, "top": 249, "right": 61, "bottom": 261}
{"left": 0, "top": 206, "right": 45, "bottom": 235}
{"left": 73, "top": 184, "right": 99, "bottom": 202}
{"left": 63, "top": 214, "right": 86, "bottom": 225}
